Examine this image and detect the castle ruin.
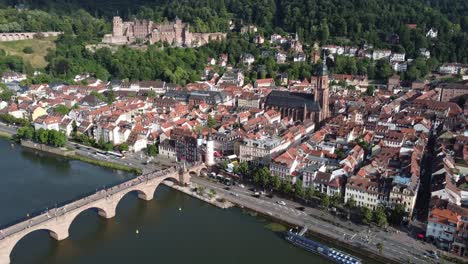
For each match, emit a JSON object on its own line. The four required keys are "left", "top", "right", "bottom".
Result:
{"left": 102, "top": 16, "right": 226, "bottom": 47}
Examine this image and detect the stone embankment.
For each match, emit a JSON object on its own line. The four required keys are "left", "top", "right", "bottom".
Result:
{"left": 20, "top": 140, "right": 75, "bottom": 156}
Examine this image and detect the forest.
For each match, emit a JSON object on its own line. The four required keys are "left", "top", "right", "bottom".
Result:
{"left": 0, "top": 0, "right": 466, "bottom": 84}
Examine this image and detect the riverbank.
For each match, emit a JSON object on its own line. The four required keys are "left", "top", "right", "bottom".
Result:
{"left": 0, "top": 131, "right": 12, "bottom": 140}
{"left": 21, "top": 139, "right": 76, "bottom": 156}
{"left": 71, "top": 154, "right": 142, "bottom": 175}
{"left": 242, "top": 207, "right": 398, "bottom": 264}
{"left": 163, "top": 181, "right": 234, "bottom": 209}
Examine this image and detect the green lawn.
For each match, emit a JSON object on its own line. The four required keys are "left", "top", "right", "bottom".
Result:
{"left": 0, "top": 37, "right": 56, "bottom": 69}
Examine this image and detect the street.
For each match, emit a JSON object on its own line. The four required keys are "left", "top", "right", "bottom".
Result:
{"left": 191, "top": 176, "right": 442, "bottom": 264}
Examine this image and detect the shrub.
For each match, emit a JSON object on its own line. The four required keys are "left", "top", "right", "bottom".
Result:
{"left": 23, "top": 47, "right": 34, "bottom": 54}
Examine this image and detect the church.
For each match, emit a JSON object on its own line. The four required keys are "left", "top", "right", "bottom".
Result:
{"left": 264, "top": 58, "right": 330, "bottom": 126}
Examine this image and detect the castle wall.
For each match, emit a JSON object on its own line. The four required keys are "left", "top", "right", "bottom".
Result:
{"left": 104, "top": 16, "right": 226, "bottom": 46}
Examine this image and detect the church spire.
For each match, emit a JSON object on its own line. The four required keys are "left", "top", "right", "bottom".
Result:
{"left": 318, "top": 51, "right": 328, "bottom": 76}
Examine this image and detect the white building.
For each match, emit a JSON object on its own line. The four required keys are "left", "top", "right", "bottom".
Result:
{"left": 242, "top": 54, "right": 255, "bottom": 66}
{"left": 372, "top": 50, "right": 392, "bottom": 60}
{"left": 390, "top": 53, "right": 405, "bottom": 62}
{"left": 205, "top": 134, "right": 215, "bottom": 166}
{"left": 426, "top": 208, "right": 459, "bottom": 250}
{"left": 33, "top": 116, "right": 62, "bottom": 131}
{"left": 1, "top": 71, "right": 27, "bottom": 83}
{"left": 426, "top": 28, "right": 438, "bottom": 39}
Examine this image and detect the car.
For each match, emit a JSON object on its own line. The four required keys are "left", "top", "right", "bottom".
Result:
{"left": 296, "top": 206, "right": 305, "bottom": 211}
{"left": 230, "top": 192, "right": 239, "bottom": 197}
{"left": 253, "top": 192, "right": 261, "bottom": 198}
{"left": 266, "top": 193, "right": 274, "bottom": 198}
{"left": 224, "top": 186, "right": 231, "bottom": 190}
{"left": 239, "top": 184, "right": 245, "bottom": 189}
{"left": 276, "top": 201, "right": 286, "bottom": 206}
{"left": 427, "top": 250, "right": 439, "bottom": 259}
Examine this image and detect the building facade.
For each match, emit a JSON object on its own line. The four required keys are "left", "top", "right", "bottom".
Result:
{"left": 103, "top": 16, "right": 226, "bottom": 47}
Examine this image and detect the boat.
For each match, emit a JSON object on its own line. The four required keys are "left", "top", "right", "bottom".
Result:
{"left": 284, "top": 228, "right": 362, "bottom": 264}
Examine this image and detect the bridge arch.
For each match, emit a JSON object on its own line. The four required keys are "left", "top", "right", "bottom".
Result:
{"left": 3, "top": 226, "right": 68, "bottom": 263}
{"left": 67, "top": 205, "right": 116, "bottom": 230}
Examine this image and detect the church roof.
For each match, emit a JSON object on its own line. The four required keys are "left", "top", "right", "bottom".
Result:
{"left": 265, "top": 90, "right": 321, "bottom": 112}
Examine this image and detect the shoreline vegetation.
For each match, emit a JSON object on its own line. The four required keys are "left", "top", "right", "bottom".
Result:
{"left": 0, "top": 131, "right": 141, "bottom": 175}
{"left": 0, "top": 131, "right": 12, "bottom": 140}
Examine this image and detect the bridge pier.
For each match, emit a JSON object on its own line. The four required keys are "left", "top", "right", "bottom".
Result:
{"left": 98, "top": 207, "right": 116, "bottom": 219}
{"left": 137, "top": 192, "right": 154, "bottom": 201}
{"left": 0, "top": 241, "right": 14, "bottom": 264}
{"left": 49, "top": 228, "right": 69, "bottom": 241}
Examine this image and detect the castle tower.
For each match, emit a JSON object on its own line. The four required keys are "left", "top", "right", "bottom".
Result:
{"left": 174, "top": 16, "right": 183, "bottom": 46}
{"left": 113, "top": 16, "right": 124, "bottom": 37}
{"left": 315, "top": 53, "right": 330, "bottom": 122}
{"left": 205, "top": 133, "right": 215, "bottom": 166}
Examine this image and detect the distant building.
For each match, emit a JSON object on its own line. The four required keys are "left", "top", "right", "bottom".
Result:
{"left": 435, "top": 83, "right": 468, "bottom": 102}
{"left": 1, "top": 71, "right": 26, "bottom": 83}
{"left": 103, "top": 16, "right": 226, "bottom": 47}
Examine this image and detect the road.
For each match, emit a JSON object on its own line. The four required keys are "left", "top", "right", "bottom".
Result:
{"left": 191, "top": 177, "right": 442, "bottom": 264}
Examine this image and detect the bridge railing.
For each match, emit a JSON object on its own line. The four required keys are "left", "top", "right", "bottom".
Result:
{"left": 0, "top": 167, "right": 178, "bottom": 238}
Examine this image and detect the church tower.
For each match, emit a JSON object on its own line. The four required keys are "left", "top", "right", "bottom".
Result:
{"left": 112, "top": 16, "right": 123, "bottom": 37}
{"left": 315, "top": 53, "right": 330, "bottom": 123}
{"left": 205, "top": 133, "right": 215, "bottom": 166}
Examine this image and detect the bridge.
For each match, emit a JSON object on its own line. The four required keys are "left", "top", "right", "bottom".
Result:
{"left": 0, "top": 32, "right": 62, "bottom": 42}
{"left": 0, "top": 163, "right": 207, "bottom": 264}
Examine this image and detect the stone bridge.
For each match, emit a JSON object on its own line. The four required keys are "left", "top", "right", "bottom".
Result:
{"left": 0, "top": 163, "right": 207, "bottom": 264}
{"left": 0, "top": 32, "right": 62, "bottom": 42}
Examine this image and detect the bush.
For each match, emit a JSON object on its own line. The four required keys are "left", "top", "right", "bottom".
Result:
{"left": 22, "top": 47, "right": 34, "bottom": 54}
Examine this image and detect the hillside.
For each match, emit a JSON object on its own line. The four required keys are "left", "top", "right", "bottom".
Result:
{"left": 0, "top": 37, "right": 56, "bottom": 68}
{"left": 0, "top": 0, "right": 466, "bottom": 63}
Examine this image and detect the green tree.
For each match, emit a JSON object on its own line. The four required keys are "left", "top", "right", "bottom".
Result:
{"left": 220, "top": 160, "right": 229, "bottom": 170}
{"left": 271, "top": 175, "right": 282, "bottom": 191}
{"left": 330, "top": 193, "right": 342, "bottom": 207}
{"left": 294, "top": 179, "right": 305, "bottom": 199}
{"left": 54, "top": 105, "right": 70, "bottom": 115}
{"left": 281, "top": 180, "right": 293, "bottom": 196}
{"left": 373, "top": 206, "right": 388, "bottom": 227}
{"left": 118, "top": 143, "right": 129, "bottom": 152}
{"left": 17, "top": 126, "right": 34, "bottom": 140}
{"left": 207, "top": 114, "right": 217, "bottom": 128}
{"left": 361, "top": 207, "right": 373, "bottom": 224}
{"left": 364, "top": 85, "right": 375, "bottom": 96}
{"left": 389, "top": 204, "right": 407, "bottom": 225}
{"left": 346, "top": 196, "right": 357, "bottom": 208}
{"left": 376, "top": 60, "right": 392, "bottom": 80}
{"left": 305, "top": 187, "right": 315, "bottom": 201}
{"left": 147, "top": 90, "right": 157, "bottom": 98}
{"left": 376, "top": 242, "right": 384, "bottom": 254}
{"left": 321, "top": 195, "right": 331, "bottom": 208}
{"left": 35, "top": 128, "right": 49, "bottom": 144}
{"left": 237, "top": 162, "right": 249, "bottom": 176}
{"left": 147, "top": 144, "right": 158, "bottom": 156}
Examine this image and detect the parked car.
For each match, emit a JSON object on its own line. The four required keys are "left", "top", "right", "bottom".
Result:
{"left": 296, "top": 206, "right": 305, "bottom": 211}
{"left": 276, "top": 201, "right": 286, "bottom": 206}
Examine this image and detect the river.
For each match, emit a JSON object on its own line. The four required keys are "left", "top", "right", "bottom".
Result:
{"left": 0, "top": 139, "right": 352, "bottom": 264}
